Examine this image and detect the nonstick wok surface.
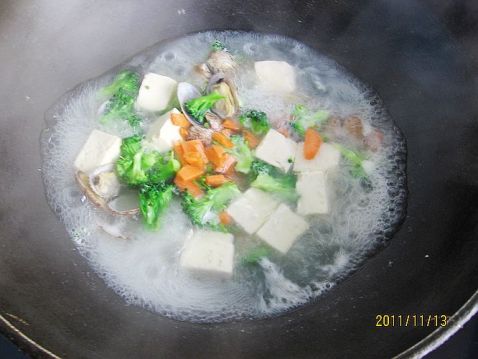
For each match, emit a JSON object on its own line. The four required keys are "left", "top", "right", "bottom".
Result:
{"left": 0, "top": 0, "right": 477, "bottom": 358}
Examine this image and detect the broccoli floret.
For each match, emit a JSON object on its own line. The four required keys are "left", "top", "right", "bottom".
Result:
{"left": 334, "top": 143, "right": 368, "bottom": 178}
{"left": 227, "top": 136, "right": 254, "bottom": 174}
{"left": 241, "top": 246, "right": 272, "bottom": 265}
{"left": 250, "top": 160, "right": 277, "bottom": 177}
{"left": 100, "top": 70, "right": 142, "bottom": 128}
{"left": 239, "top": 110, "right": 270, "bottom": 136}
{"left": 290, "top": 104, "right": 329, "bottom": 138}
{"left": 211, "top": 40, "right": 227, "bottom": 52}
{"left": 181, "top": 183, "right": 240, "bottom": 229}
{"left": 251, "top": 173, "right": 298, "bottom": 202}
{"left": 139, "top": 184, "right": 174, "bottom": 229}
{"left": 148, "top": 151, "right": 180, "bottom": 184}
{"left": 116, "top": 136, "right": 179, "bottom": 186}
{"left": 249, "top": 159, "right": 298, "bottom": 201}
{"left": 184, "top": 91, "right": 225, "bottom": 124}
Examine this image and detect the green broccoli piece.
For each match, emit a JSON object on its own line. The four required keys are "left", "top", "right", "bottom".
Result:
{"left": 250, "top": 160, "right": 277, "bottom": 177}
{"left": 226, "top": 136, "right": 254, "bottom": 174}
{"left": 116, "top": 136, "right": 179, "bottom": 186}
{"left": 181, "top": 183, "right": 240, "bottom": 229}
{"left": 100, "top": 70, "right": 142, "bottom": 128}
{"left": 334, "top": 143, "right": 368, "bottom": 178}
{"left": 251, "top": 172, "right": 298, "bottom": 202}
{"left": 241, "top": 246, "right": 272, "bottom": 265}
{"left": 139, "top": 184, "right": 174, "bottom": 229}
{"left": 148, "top": 151, "right": 180, "bottom": 184}
{"left": 184, "top": 91, "right": 225, "bottom": 124}
{"left": 211, "top": 40, "right": 227, "bottom": 52}
{"left": 290, "top": 104, "right": 329, "bottom": 138}
{"left": 239, "top": 110, "right": 270, "bottom": 136}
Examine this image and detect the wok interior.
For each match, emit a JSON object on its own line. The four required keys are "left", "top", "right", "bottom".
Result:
{"left": 0, "top": 0, "right": 477, "bottom": 358}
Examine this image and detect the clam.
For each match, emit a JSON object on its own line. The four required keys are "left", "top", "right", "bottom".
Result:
{"left": 206, "top": 73, "right": 240, "bottom": 118}
{"left": 177, "top": 81, "right": 225, "bottom": 129}
{"left": 206, "top": 50, "right": 236, "bottom": 75}
{"left": 177, "top": 82, "right": 204, "bottom": 127}
{"left": 75, "top": 167, "right": 139, "bottom": 216}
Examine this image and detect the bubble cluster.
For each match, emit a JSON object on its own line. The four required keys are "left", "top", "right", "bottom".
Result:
{"left": 41, "top": 31, "right": 407, "bottom": 323}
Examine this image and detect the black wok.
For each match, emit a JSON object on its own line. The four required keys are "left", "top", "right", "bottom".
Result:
{"left": 0, "top": 0, "right": 477, "bottom": 358}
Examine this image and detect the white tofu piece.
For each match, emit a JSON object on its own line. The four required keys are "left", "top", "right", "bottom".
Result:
{"left": 227, "top": 188, "right": 280, "bottom": 235}
{"left": 146, "top": 108, "right": 182, "bottom": 152}
{"left": 255, "top": 129, "right": 298, "bottom": 172}
{"left": 74, "top": 130, "right": 122, "bottom": 174}
{"left": 257, "top": 204, "right": 309, "bottom": 254}
{"left": 254, "top": 61, "right": 296, "bottom": 93}
{"left": 180, "top": 230, "right": 235, "bottom": 279}
{"left": 293, "top": 142, "right": 341, "bottom": 173}
{"left": 135, "top": 73, "right": 177, "bottom": 112}
{"left": 296, "top": 171, "right": 330, "bottom": 215}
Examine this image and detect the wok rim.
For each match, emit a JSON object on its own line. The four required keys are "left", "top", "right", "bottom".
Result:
{"left": 1, "top": 290, "right": 477, "bottom": 358}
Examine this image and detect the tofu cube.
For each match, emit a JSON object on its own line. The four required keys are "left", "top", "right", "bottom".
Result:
{"left": 146, "top": 108, "right": 182, "bottom": 152}
{"left": 180, "top": 230, "right": 235, "bottom": 279}
{"left": 296, "top": 171, "right": 330, "bottom": 215}
{"left": 227, "top": 188, "right": 280, "bottom": 235}
{"left": 293, "top": 142, "right": 341, "bottom": 173}
{"left": 254, "top": 61, "right": 296, "bottom": 93}
{"left": 255, "top": 129, "right": 298, "bottom": 172}
{"left": 257, "top": 204, "right": 309, "bottom": 254}
{"left": 135, "top": 73, "right": 177, "bottom": 112}
{"left": 74, "top": 130, "right": 122, "bottom": 174}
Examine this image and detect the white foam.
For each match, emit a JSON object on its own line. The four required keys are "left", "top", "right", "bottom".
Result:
{"left": 41, "top": 31, "right": 406, "bottom": 323}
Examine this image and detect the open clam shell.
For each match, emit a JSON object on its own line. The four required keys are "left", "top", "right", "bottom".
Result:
{"left": 75, "top": 169, "right": 139, "bottom": 216}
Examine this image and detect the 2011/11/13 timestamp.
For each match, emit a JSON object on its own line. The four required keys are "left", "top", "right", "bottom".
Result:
{"left": 375, "top": 314, "right": 449, "bottom": 327}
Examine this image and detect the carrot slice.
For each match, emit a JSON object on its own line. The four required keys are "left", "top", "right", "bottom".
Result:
{"left": 205, "top": 145, "right": 225, "bottom": 167}
{"left": 179, "top": 127, "right": 189, "bottom": 140}
{"left": 170, "top": 113, "right": 191, "bottom": 128}
{"left": 205, "top": 174, "right": 229, "bottom": 187}
{"left": 174, "top": 177, "right": 203, "bottom": 198}
{"left": 183, "top": 152, "right": 205, "bottom": 169}
{"left": 219, "top": 211, "right": 233, "bottom": 225}
{"left": 216, "top": 154, "right": 236, "bottom": 174}
{"left": 222, "top": 119, "right": 240, "bottom": 131}
{"left": 243, "top": 130, "right": 260, "bottom": 149}
{"left": 212, "top": 132, "right": 234, "bottom": 149}
{"left": 221, "top": 129, "right": 233, "bottom": 138}
{"left": 181, "top": 140, "right": 208, "bottom": 163}
{"left": 174, "top": 143, "right": 186, "bottom": 165}
{"left": 303, "top": 128, "right": 322, "bottom": 160}
{"left": 176, "top": 165, "right": 204, "bottom": 182}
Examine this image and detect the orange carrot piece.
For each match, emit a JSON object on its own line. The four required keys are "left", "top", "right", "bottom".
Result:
{"left": 222, "top": 119, "right": 240, "bottom": 131}
{"left": 216, "top": 154, "right": 236, "bottom": 174}
{"left": 221, "top": 129, "right": 233, "bottom": 138}
{"left": 170, "top": 113, "right": 191, "bottom": 128}
{"left": 205, "top": 145, "right": 225, "bottom": 167}
{"left": 181, "top": 140, "right": 208, "bottom": 163}
{"left": 179, "top": 127, "right": 189, "bottom": 139}
{"left": 174, "top": 177, "right": 203, "bottom": 198}
{"left": 173, "top": 143, "right": 186, "bottom": 165}
{"left": 183, "top": 152, "right": 205, "bottom": 169}
{"left": 176, "top": 165, "right": 204, "bottom": 182}
{"left": 303, "top": 128, "right": 322, "bottom": 160}
{"left": 219, "top": 211, "right": 233, "bottom": 225}
{"left": 212, "top": 132, "right": 234, "bottom": 149}
{"left": 205, "top": 174, "right": 229, "bottom": 187}
{"left": 243, "top": 130, "right": 260, "bottom": 149}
